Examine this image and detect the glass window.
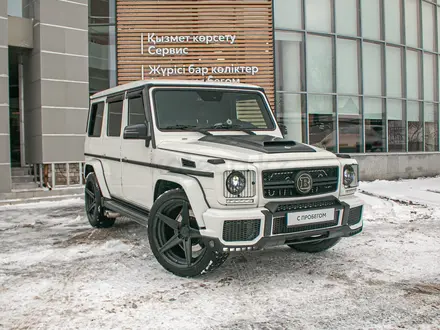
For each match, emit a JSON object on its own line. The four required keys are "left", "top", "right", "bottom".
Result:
{"left": 276, "top": 93, "right": 306, "bottom": 142}
{"left": 305, "top": 0, "right": 332, "bottom": 32}
{"left": 423, "top": 54, "right": 435, "bottom": 102}
{"left": 153, "top": 90, "right": 275, "bottom": 131}
{"left": 424, "top": 103, "right": 439, "bottom": 151}
{"left": 364, "top": 98, "right": 386, "bottom": 152}
{"left": 88, "top": 102, "right": 104, "bottom": 137}
{"left": 275, "top": 32, "right": 305, "bottom": 92}
{"left": 274, "top": 0, "right": 302, "bottom": 30}
{"left": 363, "top": 42, "right": 382, "bottom": 96}
{"left": 406, "top": 50, "right": 420, "bottom": 100}
{"left": 8, "top": 0, "right": 22, "bottom": 17}
{"left": 386, "top": 46, "right": 403, "bottom": 98}
{"left": 89, "top": 25, "right": 117, "bottom": 95}
{"left": 335, "top": 0, "right": 358, "bottom": 36}
{"left": 387, "top": 99, "right": 406, "bottom": 152}
{"left": 422, "top": 2, "right": 435, "bottom": 52}
{"left": 89, "top": 0, "right": 116, "bottom": 24}
{"left": 128, "top": 97, "right": 146, "bottom": 126}
{"left": 361, "top": 0, "right": 381, "bottom": 40}
{"left": 407, "top": 101, "right": 423, "bottom": 151}
{"left": 107, "top": 100, "right": 123, "bottom": 137}
{"left": 306, "top": 35, "right": 333, "bottom": 93}
{"left": 385, "top": 0, "right": 402, "bottom": 44}
{"left": 338, "top": 97, "right": 362, "bottom": 153}
{"left": 308, "top": 95, "right": 336, "bottom": 152}
{"left": 405, "top": 0, "right": 420, "bottom": 47}
{"left": 337, "top": 38, "right": 359, "bottom": 94}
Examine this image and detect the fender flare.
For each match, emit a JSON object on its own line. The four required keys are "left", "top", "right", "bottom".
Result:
{"left": 84, "top": 159, "right": 111, "bottom": 199}
{"left": 155, "top": 172, "right": 209, "bottom": 228}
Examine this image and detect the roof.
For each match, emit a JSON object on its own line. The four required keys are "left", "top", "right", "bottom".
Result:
{"left": 90, "top": 79, "right": 263, "bottom": 99}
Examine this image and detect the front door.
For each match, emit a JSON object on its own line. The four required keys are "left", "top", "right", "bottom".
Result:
{"left": 121, "top": 91, "right": 153, "bottom": 209}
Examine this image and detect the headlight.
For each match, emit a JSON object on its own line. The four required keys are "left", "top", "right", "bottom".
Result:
{"left": 226, "top": 171, "right": 246, "bottom": 195}
{"left": 343, "top": 165, "right": 357, "bottom": 187}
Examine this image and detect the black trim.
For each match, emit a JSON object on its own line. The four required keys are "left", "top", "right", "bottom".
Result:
{"left": 207, "top": 158, "right": 226, "bottom": 165}
{"left": 84, "top": 153, "right": 214, "bottom": 178}
{"left": 189, "top": 175, "right": 211, "bottom": 209}
{"left": 142, "top": 87, "right": 157, "bottom": 149}
{"left": 107, "top": 93, "right": 125, "bottom": 103}
{"left": 336, "top": 153, "right": 351, "bottom": 159}
{"left": 181, "top": 158, "right": 196, "bottom": 168}
{"left": 111, "top": 195, "right": 150, "bottom": 216}
{"left": 127, "top": 88, "right": 144, "bottom": 99}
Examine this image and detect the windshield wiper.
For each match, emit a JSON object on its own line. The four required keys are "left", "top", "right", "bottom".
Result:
{"left": 165, "top": 125, "right": 212, "bottom": 136}
{"left": 206, "top": 123, "right": 256, "bottom": 135}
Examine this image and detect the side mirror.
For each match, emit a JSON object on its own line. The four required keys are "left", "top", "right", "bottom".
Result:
{"left": 123, "top": 123, "right": 150, "bottom": 140}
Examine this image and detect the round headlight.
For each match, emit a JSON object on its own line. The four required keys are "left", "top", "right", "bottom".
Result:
{"left": 226, "top": 171, "right": 246, "bottom": 195}
{"left": 343, "top": 165, "right": 356, "bottom": 187}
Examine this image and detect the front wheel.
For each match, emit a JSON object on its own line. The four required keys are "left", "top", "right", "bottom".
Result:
{"left": 287, "top": 237, "right": 341, "bottom": 253}
{"left": 148, "top": 189, "right": 229, "bottom": 277}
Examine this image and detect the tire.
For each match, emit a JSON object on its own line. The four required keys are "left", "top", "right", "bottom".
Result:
{"left": 84, "top": 172, "right": 115, "bottom": 228}
{"left": 148, "top": 189, "right": 229, "bottom": 277}
{"left": 287, "top": 237, "right": 341, "bottom": 253}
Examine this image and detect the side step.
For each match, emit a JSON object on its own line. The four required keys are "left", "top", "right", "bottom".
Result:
{"left": 103, "top": 199, "right": 149, "bottom": 227}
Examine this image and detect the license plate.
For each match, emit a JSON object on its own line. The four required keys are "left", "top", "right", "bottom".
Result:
{"left": 287, "top": 208, "right": 335, "bottom": 226}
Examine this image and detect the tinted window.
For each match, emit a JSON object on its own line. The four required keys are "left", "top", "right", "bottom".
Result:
{"left": 107, "top": 100, "right": 123, "bottom": 137}
{"left": 88, "top": 102, "right": 104, "bottom": 137}
{"left": 128, "top": 97, "right": 146, "bottom": 125}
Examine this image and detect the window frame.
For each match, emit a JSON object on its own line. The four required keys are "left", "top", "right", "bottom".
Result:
{"left": 106, "top": 94, "right": 125, "bottom": 137}
{"left": 87, "top": 101, "right": 105, "bottom": 138}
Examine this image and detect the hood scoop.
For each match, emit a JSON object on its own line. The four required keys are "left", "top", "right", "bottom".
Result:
{"left": 199, "top": 135, "right": 316, "bottom": 154}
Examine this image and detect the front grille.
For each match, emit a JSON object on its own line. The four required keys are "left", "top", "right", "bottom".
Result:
{"left": 272, "top": 214, "right": 339, "bottom": 235}
{"left": 262, "top": 167, "right": 339, "bottom": 199}
{"left": 223, "top": 219, "right": 261, "bottom": 242}
{"left": 275, "top": 199, "right": 337, "bottom": 213}
{"left": 347, "top": 206, "right": 363, "bottom": 225}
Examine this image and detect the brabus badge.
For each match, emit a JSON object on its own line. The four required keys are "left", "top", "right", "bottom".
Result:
{"left": 295, "top": 172, "right": 313, "bottom": 194}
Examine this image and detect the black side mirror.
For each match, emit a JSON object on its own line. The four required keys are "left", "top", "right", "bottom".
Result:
{"left": 123, "top": 123, "right": 150, "bottom": 140}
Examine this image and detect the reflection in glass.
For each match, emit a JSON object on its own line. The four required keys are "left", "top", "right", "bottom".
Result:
{"left": 422, "top": 2, "right": 435, "bottom": 52}
{"left": 405, "top": 0, "right": 420, "bottom": 47}
{"left": 89, "top": 25, "right": 117, "bottom": 94}
{"left": 274, "top": 0, "right": 302, "bottom": 30}
{"left": 8, "top": 0, "right": 22, "bottom": 17}
{"left": 306, "top": 0, "right": 332, "bottom": 32}
{"left": 407, "top": 101, "right": 423, "bottom": 151}
{"left": 307, "top": 35, "right": 333, "bottom": 93}
{"left": 89, "top": 0, "right": 116, "bottom": 24}
{"left": 385, "top": 0, "right": 401, "bottom": 44}
{"left": 423, "top": 54, "right": 435, "bottom": 102}
{"left": 338, "top": 97, "right": 362, "bottom": 153}
{"left": 386, "top": 46, "right": 403, "bottom": 98}
{"left": 335, "top": 0, "right": 357, "bottom": 36}
{"left": 406, "top": 50, "right": 420, "bottom": 100}
{"left": 337, "top": 38, "right": 359, "bottom": 94}
{"left": 363, "top": 42, "right": 382, "bottom": 96}
{"left": 364, "top": 98, "right": 386, "bottom": 153}
{"left": 276, "top": 93, "right": 306, "bottom": 142}
{"left": 424, "top": 103, "right": 439, "bottom": 151}
{"left": 387, "top": 99, "right": 406, "bottom": 152}
{"left": 308, "top": 95, "right": 336, "bottom": 152}
{"left": 361, "top": 0, "right": 381, "bottom": 40}
{"left": 275, "top": 31, "right": 305, "bottom": 92}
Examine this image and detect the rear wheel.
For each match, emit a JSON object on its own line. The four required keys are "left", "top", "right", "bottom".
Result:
{"left": 148, "top": 189, "right": 228, "bottom": 277}
{"left": 84, "top": 173, "right": 115, "bottom": 228}
{"left": 287, "top": 237, "right": 341, "bottom": 253}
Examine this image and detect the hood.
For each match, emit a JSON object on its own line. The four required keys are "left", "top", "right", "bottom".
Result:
{"left": 157, "top": 134, "right": 337, "bottom": 163}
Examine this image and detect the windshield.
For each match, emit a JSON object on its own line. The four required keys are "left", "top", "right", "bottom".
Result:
{"left": 152, "top": 88, "right": 275, "bottom": 131}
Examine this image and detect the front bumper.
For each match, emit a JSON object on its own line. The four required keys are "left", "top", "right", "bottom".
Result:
{"left": 199, "top": 194, "right": 364, "bottom": 252}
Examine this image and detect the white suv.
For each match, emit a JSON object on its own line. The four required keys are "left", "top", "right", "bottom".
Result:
{"left": 84, "top": 80, "right": 364, "bottom": 277}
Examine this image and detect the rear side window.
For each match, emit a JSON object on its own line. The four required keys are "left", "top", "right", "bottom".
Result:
{"left": 128, "top": 96, "right": 146, "bottom": 125}
{"left": 107, "top": 100, "right": 123, "bottom": 137}
{"left": 88, "top": 102, "right": 104, "bottom": 137}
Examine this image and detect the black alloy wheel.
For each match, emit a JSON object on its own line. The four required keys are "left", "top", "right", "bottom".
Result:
{"left": 84, "top": 173, "right": 115, "bottom": 228}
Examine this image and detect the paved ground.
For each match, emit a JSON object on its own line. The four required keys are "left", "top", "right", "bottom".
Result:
{"left": 0, "top": 182, "right": 439, "bottom": 329}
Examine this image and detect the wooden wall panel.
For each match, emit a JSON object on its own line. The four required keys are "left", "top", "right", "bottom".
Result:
{"left": 116, "top": 0, "right": 274, "bottom": 106}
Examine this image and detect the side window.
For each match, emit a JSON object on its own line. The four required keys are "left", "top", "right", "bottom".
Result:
{"left": 128, "top": 96, "right": 147, "bottom": 125}
{"left": 88, "top": 102, "right": 104, "bottom": 137}
{"left": 107, "top": 100, "right": 124, "bottom": 137}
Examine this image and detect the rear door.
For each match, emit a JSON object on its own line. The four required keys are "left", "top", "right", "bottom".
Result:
{"left": 100, "top": 93, "right": 125, "bottom": 198}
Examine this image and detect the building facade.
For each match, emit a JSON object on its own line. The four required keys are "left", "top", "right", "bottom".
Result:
{"left": 0, "top": 0, "right": 439, "bottom": 194}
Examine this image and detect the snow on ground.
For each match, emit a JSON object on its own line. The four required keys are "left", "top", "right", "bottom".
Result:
{"left": 0, "top": 179, "right": 439, "bottom": 330}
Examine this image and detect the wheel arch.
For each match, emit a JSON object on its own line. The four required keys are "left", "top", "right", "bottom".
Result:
{"left": 84, "top": 159, "right": 111, "bottom": 199}
{"left": 153, "top": 173, "right": 209, "bottom": 228}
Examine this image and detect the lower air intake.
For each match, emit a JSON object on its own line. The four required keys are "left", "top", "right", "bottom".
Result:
{"left": 223, "top": 219, "right": 261, "bottom": 242}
